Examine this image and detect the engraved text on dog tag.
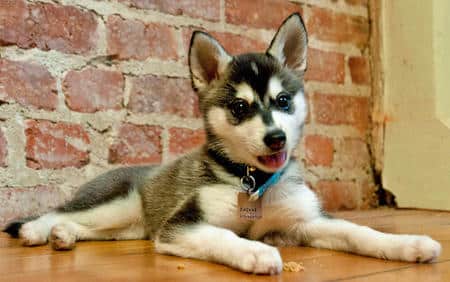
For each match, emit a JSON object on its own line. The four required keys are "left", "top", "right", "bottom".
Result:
{"left": 238, "top": 192, "right": 262, "bottom": 220}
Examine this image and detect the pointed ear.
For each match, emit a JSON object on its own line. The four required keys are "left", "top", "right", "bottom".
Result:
{"left": 189, "top": 31, "right": 232, "bottom": 92}
{"left": 267, "top": 13, "right": 308, "bottom": 73}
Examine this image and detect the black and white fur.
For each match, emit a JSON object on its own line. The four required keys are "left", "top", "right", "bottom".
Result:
{"left": 3, "top": 14, "right": 441, "bottom": 275}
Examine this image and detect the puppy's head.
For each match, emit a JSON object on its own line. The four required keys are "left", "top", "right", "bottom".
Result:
{"left": 189, "top": 13, "right": 308, "bottom": 173}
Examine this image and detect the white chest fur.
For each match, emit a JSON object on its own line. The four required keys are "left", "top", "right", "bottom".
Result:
{"left": 198, "top": 184, "right": 253, "bottom": 235}
{"left": 198, "top": 168, "right": 322, "bottom": 238}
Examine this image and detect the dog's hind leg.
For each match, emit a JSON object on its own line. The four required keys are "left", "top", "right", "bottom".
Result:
{"left": 4, "top": 166, "right": 152, "bottom": 249}
{"left": 48, "top": 189, "right": 147, "bottom": 250}
{"left": 17, "top": 213, "right": 61, "bottom": 246}
{"left": 48, "top": 222, "right": 146, "bottom": 250}
{"left": 17, "top": 188, "right": 147, "bottom": 249}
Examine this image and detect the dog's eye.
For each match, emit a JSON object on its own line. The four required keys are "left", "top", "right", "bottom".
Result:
{"left": 276, "top": 92, "right": 291, "bottom": 112}
{"left": 230, "top": 99, "right": 249, "bottom": 117}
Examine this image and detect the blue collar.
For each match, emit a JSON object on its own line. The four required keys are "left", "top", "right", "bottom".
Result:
{"left": 206, "top": 147, "right": 287, "bottom": 200}
{"left": 248, "top": 168, "right": 285, "bottom": 201}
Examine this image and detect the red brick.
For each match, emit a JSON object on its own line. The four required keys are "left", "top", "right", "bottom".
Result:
{"left": 0, "top": 0, "right": 27, "bottom": 46}
{"left": 304, "top": 135, "right": 334, "bottom": 167}
{"left": 0, "top": 185, "right": 67, "bottom": 227}
{"left": 0, "top": 129, "right": 7, "bottom": 167}
{"left": 183, "top": 28, "right": 266, "bottom": 57}
{"left": 307, "top": 7, "right": 369, "bottom": 48}
{"left": 107, "top": 15, "right": 177, "bottom": 61}
{"left": 305, "top": 48, "right": 345, "bottom": 84}
{"left": 213, "top": 32, "right": 267, "bottom": 55}
{"left": 349, "top": 56, "right": 370, "bottom": 85}
{"left": 314, "top": 180, "right": 359, "bottom": 211}
{"left": 225, "top": 0, "right": 301, "bottom": 29}
{"left": 25, "top": 120, "right": 90, "bottom": 169}
{"left": 109, "top": 123, "right": 162, "bottom": 165}
{"left": 119, "top": 0, "right": 220, "bottom": 21}
{"left": 312, "top": 94, "right": 369, "bottom": 132}
{"left": 169, "top": 128, "right": 206, "bottom": 156}
{"left": 0, "top": 0, "right": 97, "bottom": 54}
{"left": 63, "top": 68, "right": 124, "bottom": 113}
{"left": 0, "top": 59, "right": 57, "bottom": 110}
{"left": 335, "top": 137, "right": 371, "bottom": 170}
{"left": 128, "top": 75, "right": 199, "bottom": 118}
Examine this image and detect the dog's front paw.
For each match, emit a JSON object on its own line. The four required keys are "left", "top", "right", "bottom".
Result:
{"left": 401, "top": 235, "right": 441, "bottom": 263}
{"left": 235, "top": 242, "right": 283, "bottom": 275}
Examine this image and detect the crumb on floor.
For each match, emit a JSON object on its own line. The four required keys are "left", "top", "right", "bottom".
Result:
{"left": 283, "top": 261, "right": 305, "bottom": 272}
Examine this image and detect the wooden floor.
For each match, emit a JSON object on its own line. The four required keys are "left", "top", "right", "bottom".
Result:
{"left": 0, "top": 209, "right": 449, "bottom": 281}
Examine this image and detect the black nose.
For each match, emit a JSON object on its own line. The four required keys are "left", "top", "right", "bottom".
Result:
{"left": 263, "top": 130, "right": 286, "bottom": 151}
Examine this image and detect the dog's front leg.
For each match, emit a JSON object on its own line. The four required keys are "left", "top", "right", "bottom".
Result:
{"left": 298, "top": 217, "right": 442, "bottom": 263}
{"left": 155, "top": 223, "right": 283, "bottom": 274}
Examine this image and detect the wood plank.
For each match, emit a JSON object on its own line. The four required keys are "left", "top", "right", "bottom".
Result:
{"left": 0, "top": 209, "right": 449, "bottom": 282}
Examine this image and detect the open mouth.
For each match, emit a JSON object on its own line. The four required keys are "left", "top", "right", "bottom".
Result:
{"left": 257, "top": 151, "right": 287, "bottom": 170}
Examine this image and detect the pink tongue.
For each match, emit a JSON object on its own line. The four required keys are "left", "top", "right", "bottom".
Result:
{"left": 258, "top": 151, "right": 287, "bottom": 169}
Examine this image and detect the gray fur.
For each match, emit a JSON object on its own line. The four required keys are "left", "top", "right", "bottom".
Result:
{"left": 58, "top": 166, "right": 155, "bottom": 213}
{"left": 138, "top": 149, "right": 221, "bottom": 238}
{"left": 3, "top": 166, "right": 158, "bottom": 239}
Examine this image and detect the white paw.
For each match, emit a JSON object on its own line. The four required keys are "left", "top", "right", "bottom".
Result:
{"left": 401, "top": 236, "right": 441, "bottom": 263}
{"left": 235, "top": 242, "right": 283, "bottom": 275}
{"left": 19, "top": 221, "right": 49, "bottom": 246}
{"left": 49, "top": 224, "right": 76, "bottom": 250}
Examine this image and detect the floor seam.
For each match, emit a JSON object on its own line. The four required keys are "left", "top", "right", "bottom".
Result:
{"left": 326, "top": 259, "right": 450, "bottom": 282}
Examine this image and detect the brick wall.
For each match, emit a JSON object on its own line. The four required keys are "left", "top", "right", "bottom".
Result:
{"left": 0, "top": 0, "right": 375, "bottom": 226}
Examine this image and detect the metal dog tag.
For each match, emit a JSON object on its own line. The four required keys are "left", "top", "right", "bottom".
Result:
{"left": 238, "top": 192, "right": 262, "bottom": 220}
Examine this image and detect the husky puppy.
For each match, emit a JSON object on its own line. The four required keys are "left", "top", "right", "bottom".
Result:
{"left": 3, "top": 13, "right": 441, "bottom": 275}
